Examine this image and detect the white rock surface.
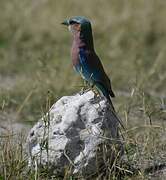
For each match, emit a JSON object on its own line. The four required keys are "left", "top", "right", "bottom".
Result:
{"left": 27, "top": 91, "right": 123, "bottom": 177}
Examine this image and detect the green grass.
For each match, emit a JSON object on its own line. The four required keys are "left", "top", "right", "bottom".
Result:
{"left": 0, "top": 0, "right": 166, "bottom": 179}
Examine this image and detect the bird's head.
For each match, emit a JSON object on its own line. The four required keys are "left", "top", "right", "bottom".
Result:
{"left": 62, "top": 16, "right": 94, "bottom": 49}
{"left": 62, "top": 16, "right": 92, "bottom": 35}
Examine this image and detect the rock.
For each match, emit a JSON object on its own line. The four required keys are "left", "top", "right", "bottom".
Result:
{"left": 26, "top": 90, "right": 123, "bottom": 177}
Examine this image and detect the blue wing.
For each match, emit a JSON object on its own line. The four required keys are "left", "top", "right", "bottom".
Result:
{"left": 78, "top": 48, "right": 115, "bottom": 98}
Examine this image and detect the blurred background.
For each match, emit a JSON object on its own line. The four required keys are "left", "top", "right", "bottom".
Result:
{"left": 0, "top": 0, "right": 166, "bottom": 131}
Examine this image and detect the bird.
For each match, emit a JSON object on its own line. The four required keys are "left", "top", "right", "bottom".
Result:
{"left": 62, "top": 16, "right": 115, "bottom": 108}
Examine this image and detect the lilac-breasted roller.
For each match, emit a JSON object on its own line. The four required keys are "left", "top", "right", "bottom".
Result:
{"left": 62, "top": 16, "right": 115, "bottom": 106}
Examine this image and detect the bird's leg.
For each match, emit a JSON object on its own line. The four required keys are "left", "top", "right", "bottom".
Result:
{"left": 80, "top": 80, "right": 89, "bottom": 95}
{"left": 89, "top": 85, "right": 103, "bottom": 110}
{"left": 91, "top": 84, "right": 100, "bottom": 102}
{"left": 91, "top": 85, "right": 100, "bottom": 98}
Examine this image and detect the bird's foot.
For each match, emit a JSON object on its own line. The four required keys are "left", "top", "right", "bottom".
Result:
{"left": 79, "top": 87, "right": 90, "bottom": 95}
{"left": 92, "top": 88, "right": 100, "bottom": 99}
{"left": 79, "top": 88, "right": 85, "bottom": 95}
{"left": 79, "top": 80, "right": 90, "bottom": 95}
{"left": 88, "top": 88, "right": 101, "bottom": 104}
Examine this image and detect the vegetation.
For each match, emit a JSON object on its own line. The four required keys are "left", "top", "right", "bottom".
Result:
{"left": 0, "top": 0, "right": 166, "bottom": 179}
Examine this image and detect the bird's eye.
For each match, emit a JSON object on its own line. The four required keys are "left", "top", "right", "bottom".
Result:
{"left": 69, "top": 20, "right": 80, "bottom": 25}
{"left": 69, "top": 20, "right": 76, "bottom": 25}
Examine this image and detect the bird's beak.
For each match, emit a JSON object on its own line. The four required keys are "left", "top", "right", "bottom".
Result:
{"left": 61, "top": 19, "right": 69, "bottom": 26}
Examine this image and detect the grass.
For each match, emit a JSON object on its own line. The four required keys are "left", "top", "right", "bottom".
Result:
{"left": 0, "top": 0, "right": 166, "bottom": 179}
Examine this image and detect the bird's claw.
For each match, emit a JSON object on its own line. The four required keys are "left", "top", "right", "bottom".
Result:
{"left": 79, "top": 88, "right": 85, "bottom": 95}
{"left": 92, "top": 89, "right": 100, "bottom": 98}
{"left": 79, "top": 87, "right": 90, "bottom": 95}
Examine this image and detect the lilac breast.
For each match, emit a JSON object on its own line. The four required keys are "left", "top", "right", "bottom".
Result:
{"left": 71, "top": 32, "right": 85, "bottom": 67}
{"left": 71, "top": 44, "right": 79, "bottom": 67}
